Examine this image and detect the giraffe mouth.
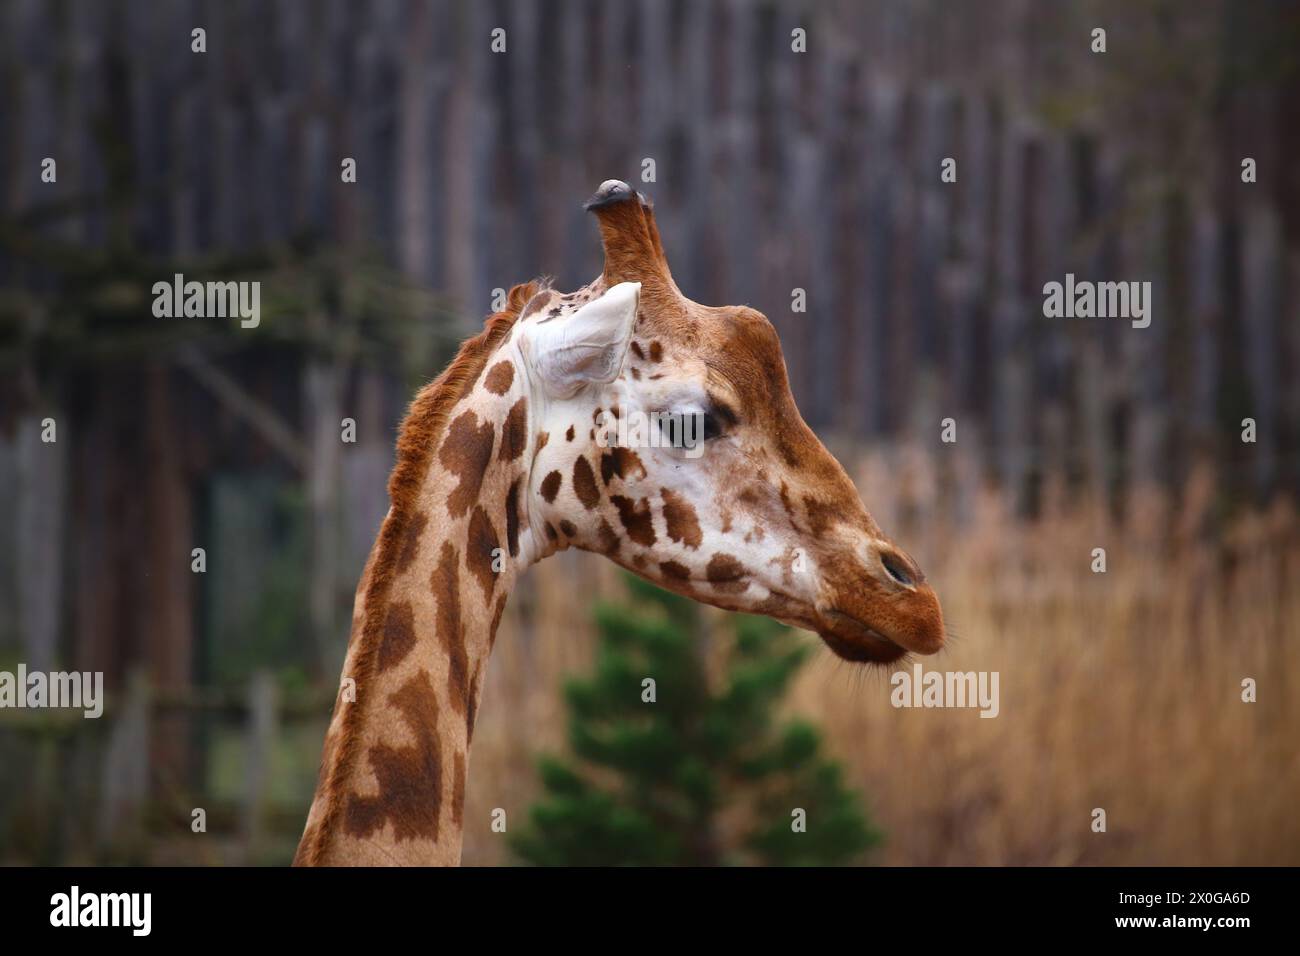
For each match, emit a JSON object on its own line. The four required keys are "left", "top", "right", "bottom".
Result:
{"left": 817, "top": 610, "right": 909, "bottom": 665}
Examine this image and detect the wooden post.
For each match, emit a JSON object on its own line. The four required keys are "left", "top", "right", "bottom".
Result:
{"left": 243, "top": 671, "right": 279, "bottom": 861}
{"left": 144, "top": 363, "right": 194, "bottom": 789}
{"left": 305, "top": 353, "right": 345, "bottom": 676}
{"left": 15, "top": 412, "right": 64, "bottom": 674}
{"left": 1240, "top": 205, "right": 1282, "bottom": 496}
{"left": 99, "top": 672, "right": 150, "bottom": 853}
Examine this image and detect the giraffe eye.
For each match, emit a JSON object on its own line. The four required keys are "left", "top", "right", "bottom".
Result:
{"left": 656, "top": 409, "right": 723, "bottom": 447}
{"left": 700, "top": 411, "right": 721, "bottom": 441}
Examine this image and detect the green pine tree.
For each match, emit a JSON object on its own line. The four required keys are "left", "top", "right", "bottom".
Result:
{"left": 511, "top": 574, "right": 881, "bottom": 866}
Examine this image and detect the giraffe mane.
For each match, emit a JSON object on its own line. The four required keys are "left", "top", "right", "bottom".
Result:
{"left": 299, "top": 279, "right": 541, "bottom": 865}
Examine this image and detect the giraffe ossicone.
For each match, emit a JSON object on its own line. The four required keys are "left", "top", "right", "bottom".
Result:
{"left": 295, "top": 179, "right": 945, "bottom": 866}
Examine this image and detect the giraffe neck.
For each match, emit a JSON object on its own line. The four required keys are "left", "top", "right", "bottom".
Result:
{"left": 296, "top": 318, "right": 547, "bottom": 865}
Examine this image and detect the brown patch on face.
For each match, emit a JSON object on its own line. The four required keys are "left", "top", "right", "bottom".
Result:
{"left": 504, "top": 480, "right": 520, "bottom": 557}
{"left": 466, "top": 506, "right": 501, "bottom": 603}
{"left": 706, "top": 553, "right": 749, "bottom": 593}
{"left": 536, "top": 431, "right": 549, "bottom": 451}
{"left": 545, "top": 522, "right": 558, "bottom": 541}
{"left": 499, "top": 398, "right": 528, "bottom": 462}
{"left": 483, "top": 360, "right": 515, "bottom": 395}
{"left": 611, "top": 494, "right": 656, "bottom": 546}
{"left": 573, "top": 456, "right": 600, "bottom": 509}
{"left": 661, "top": 488, "right": 703, "bottom": 548}
{"left": 566, "top": 425, "right": 575, "bottom": 441}
{"left": 803, "top": 496, "right": 841, "bottom": 535}
{"left": 597, "top": 519, "right": 620, "bottom": 555}
{"left": 660, "top": 560, "right": 692, "bottom": 581}
{"left": 343, "top": 669, "right": 442, "bottom": 842}
{"left": 648, "top": 341, "right": 663, "bottom": 362}
{"left": 631, "top": 367, "right": 641, "bottom": 380}
{"left": 432, "top": 542, "right": 470, "bottom": 716}
{"left": 559, "top": 519, "right": 577, "bottom": 537}
{"left": 440, "top": 411, "right": 495, "bottom": 518}
{"left": 631, "top": 341, "right": 645, "bottom": 360}
{"left": 779, "top": 482, "right": 801, "bottom": 531}
{"left": 601, "top": 447, "right": 646, "bottom": 485}
{"left": 452, "top": 751, "right": 467, "bottom": 827}
{"left": 394, "top": 511, "right": 428, "bottom": 574}
{"left": 377, "top": 600, "right": 417, "bottom": 672}
{"left": 540, "top": 470, "right": 562, "bottom": 503}
{"left": 632, "top": 553, "right": 646, "bottom": 569}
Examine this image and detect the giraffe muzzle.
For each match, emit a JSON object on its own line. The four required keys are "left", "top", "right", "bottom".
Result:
{"left": 816, "top": 580, "right": 946, "bottom": 664}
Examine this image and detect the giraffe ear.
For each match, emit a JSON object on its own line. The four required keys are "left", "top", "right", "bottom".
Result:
{"left": 521, "top": 282, "right": 641, "bottom": 399}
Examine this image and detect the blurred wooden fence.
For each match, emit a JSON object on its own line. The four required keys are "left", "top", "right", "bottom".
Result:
{"left": 4, "top": 0, "right": 1295, "bottom": 494}
{"left": 0, "top": 670, "right": 332, "bottom": 864}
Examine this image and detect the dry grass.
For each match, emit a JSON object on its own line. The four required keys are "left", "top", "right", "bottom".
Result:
{"left": 462, "top": 449, "right": 1300, "bottom": 865}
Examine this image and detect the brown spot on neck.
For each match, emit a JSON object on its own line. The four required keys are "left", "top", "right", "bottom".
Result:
{"left": 540, "top": 470, "right": 562, "bottom": 503}
{"left": 573, "top": 456, "right": 601, "bottom": 509}
{"left": 451, "top": 751, "right": 467, "bottom": 827}
{"left": 440, "top": 411, "right": 496, "bottom": 518}
{"left": 466, "top": 506, "right": 501, "bottom": 603}
{"left": 432, "top": 542, "right": 470, "bottom": 716}
{"left": 488, "top": 594, "right": 508, "bottom": 652}
{"left": 377, "top": 600, "right": 417, "bottom": 672}
{"left": 504, "top": 480, "right": 521, "bottom": 557}
{"left": 343, "top": 669, "right": 443, "bottom": 842}
{"left": 394, "top": 512, "right": 429, "bottom": 574}
{"left": 466, "top": 663, "right": 484, "bottom": 743}
{"left": 483, "top": 360, "right": 515, "bottom": 395}
{"left": 499, "top": 398, "right": 528, "bottom": 462}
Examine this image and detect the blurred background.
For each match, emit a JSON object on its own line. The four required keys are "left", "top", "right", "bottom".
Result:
{"left": 1, "top": 0, "right": 1298, "bottom": 865}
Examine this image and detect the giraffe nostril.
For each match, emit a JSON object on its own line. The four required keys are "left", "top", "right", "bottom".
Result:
{"left": 880, "top": 550, "right": 916, "bottom": 587}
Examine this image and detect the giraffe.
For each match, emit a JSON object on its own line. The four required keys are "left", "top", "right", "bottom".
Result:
{"left": 294, "top": 180, "right": 945, "bottom": 866}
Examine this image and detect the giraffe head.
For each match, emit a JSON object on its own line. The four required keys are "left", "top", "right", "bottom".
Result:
{"left": 511, "top": 180, "right": 944, "bottom": 665}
